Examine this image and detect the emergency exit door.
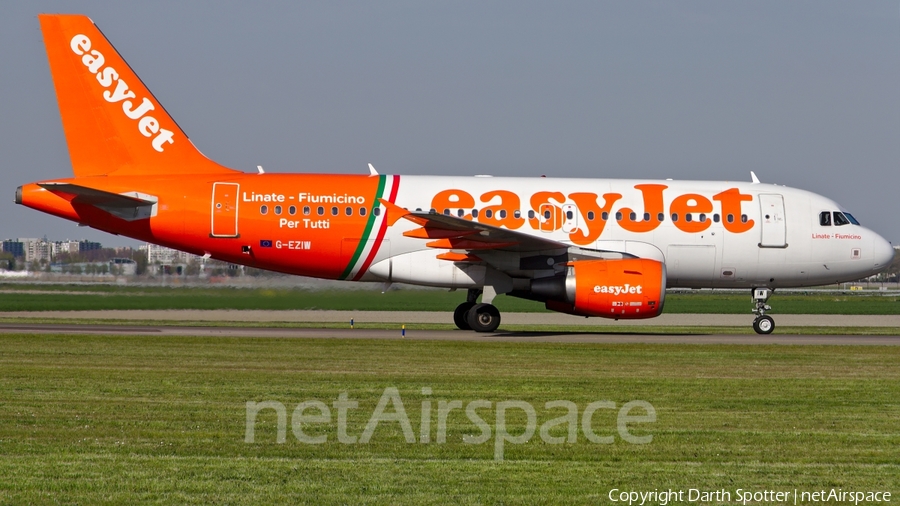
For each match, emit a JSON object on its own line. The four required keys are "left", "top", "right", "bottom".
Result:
{"left": 759, "top": 194, "right": 786, "bottom": 247}
{"left": 211, "top": 182, "right": 240, "bottom": 238}
{"left": 539, "top": 204, "right": 558, "bottom": 233}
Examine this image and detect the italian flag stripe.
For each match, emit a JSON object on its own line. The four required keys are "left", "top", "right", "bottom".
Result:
{"left": 338, "top": 174, "right": 386, "bottom": 280}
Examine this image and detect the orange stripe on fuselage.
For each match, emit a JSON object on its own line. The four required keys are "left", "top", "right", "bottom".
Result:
{"left": 20, "top": 174, "right": 387, "bottom": 279}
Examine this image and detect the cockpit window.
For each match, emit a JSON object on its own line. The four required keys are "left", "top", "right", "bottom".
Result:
{"left": 819, "top": 211, "right": 831, "bottom": 226}
{"left": 843, "top": 213, "right": 860, "bottom": 225}
{"left": 833, "top": 211, "right": 850, "bottom": 226}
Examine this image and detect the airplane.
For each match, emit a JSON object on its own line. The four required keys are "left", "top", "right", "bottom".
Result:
{"left": 17, "top": 14, "right": 895, "bottom": 334}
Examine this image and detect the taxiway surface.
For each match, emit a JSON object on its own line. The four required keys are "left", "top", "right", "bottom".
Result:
{"left": 0, "top": 322, "right": 897, "bottom": 345}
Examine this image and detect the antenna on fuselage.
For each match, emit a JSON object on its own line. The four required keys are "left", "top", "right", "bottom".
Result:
{"left": 750, "top": 171, "right": 760, "bottom": 184}
{"left": 257, "top": 165, "right": 265, "bottom": 174}
{"left": 368, "top": 163, "right": 379, "bottom": 176}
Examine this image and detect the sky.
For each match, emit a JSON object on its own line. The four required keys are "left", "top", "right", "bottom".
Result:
{"left": 1, "top": 1, "right": 898, "bottom": 246}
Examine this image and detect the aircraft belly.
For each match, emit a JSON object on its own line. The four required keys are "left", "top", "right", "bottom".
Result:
{"left": 369, "top": 250, "right": 488, "bottom": 288}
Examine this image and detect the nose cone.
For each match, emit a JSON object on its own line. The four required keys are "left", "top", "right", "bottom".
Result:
{"left": 873, "top": 234, "right": 895, "bottom": 272}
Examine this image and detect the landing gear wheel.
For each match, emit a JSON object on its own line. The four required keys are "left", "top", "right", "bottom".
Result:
{"left": 751, "top": 288, "right": 774, "bottom": 335}
{"left": 753, "top": 315, "right": 775, "bottom": 335}
{"left": 453, "top": 302, "right": 476, "bottom": 330}
{"left": 466, "top": 303, "right": 501, "bottom": 333}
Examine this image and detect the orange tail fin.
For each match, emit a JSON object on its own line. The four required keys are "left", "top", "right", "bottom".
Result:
{"left": 39, "top": 14, "right": 238, "bottom": 177}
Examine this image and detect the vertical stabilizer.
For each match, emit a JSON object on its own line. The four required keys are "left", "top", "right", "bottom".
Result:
{"left": 39, "top": 14, "right": 238, "bottom": 177}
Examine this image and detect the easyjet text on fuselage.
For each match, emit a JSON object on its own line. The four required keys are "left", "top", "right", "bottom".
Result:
{"left": 429, "top": 184, "right": 755, "bottom": 245}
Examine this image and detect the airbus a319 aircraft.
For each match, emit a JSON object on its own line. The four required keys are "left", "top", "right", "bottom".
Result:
{"left": 18, "top": 14, "right": 894, "bottom": 334}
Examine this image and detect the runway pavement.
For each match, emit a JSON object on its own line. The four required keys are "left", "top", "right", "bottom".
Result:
{"left": 0, "top": 320, "right": 898, "bottom": 345}
{"left": 3, "top": 310, "right": 900, "bottom": 327}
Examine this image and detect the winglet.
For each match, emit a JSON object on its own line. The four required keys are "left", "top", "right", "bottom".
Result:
{"left": 750, "top": 171, "right": 760, "bottom": 184}
{"left": 368, "top": 163, "right": 378, "bottom": 176}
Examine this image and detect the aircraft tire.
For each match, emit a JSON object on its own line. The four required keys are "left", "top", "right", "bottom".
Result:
{"left": 753, "top": 315, "right": 775, "bottom": 335}
{"left": 467, "top": 303, "right": 501, "bottom": 333}
{"left": 453, "top": 302, "right": 476, "bottom": 330}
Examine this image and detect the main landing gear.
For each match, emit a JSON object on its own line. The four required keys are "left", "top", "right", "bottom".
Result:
{"left": 453, "top": 288, "right": 501, "bottom": 333}
{"left": 752, "top": 288, "right": 775, "bottom": 335}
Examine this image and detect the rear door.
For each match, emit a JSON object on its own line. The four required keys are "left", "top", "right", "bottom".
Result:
{"left": 211, "top": 182, "right": 240, "bottom": 238}
{"left": 759, "top": 194, "right": 786, "bottom": 247}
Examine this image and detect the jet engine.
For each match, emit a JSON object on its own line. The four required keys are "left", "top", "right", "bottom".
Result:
{"left": 531, "top": 258, "right": 666, "bottom": 319}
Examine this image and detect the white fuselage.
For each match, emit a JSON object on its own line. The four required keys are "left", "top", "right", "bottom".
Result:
{"left": 362, "top": 176, "right": 893, "bottom": 289}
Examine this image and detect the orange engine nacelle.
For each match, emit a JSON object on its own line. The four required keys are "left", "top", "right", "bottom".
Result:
{"left": 536, "top": 258, "right": 666, "bottom": 319}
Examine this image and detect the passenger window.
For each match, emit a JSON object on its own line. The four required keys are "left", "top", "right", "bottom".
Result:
{"left": 616, "top": 212, "right": 623, "bottom": 221}
{"left": 833, "top": 211, "right": 850, "bottom": 226}
{"left": 629, "top": 212, "right": 636, "bottom": 221}
{"left": 657, "top": 213, "right": 664, "bottom": 222}
{"left": 485, "top": 209, "right": 494, "bottom": 219}
{"left": 260, "top": 205, "right": 268, "bottom": 215}
{"left": 544, "top": 210, "right": 551, "bottom": 219}
{"left": 685, "top": 214, "right": 693, "bottom": 222}
{"left": 587, "top": 211, "right": 595, "bottom": 220}
{"left": 303, "top": 206, "right": 310, "bottom": 215}
{"left": 643, "top": 212, "right": 650, "bottom": 221}
{"left": 373, "top": 207, "right": 381, "bottom": 216}
{"left": 500, "top": 210, "right": 507, "bottom": 219}
{"left": 527, "top": 210, "right": 535, "bottom": 219}
{"left": 699, "top": 213, "right": 706, "bottom": 223}
{"left": 331, "top": 207, "right": 338, "bottom": 216}
{"left": 274, "top": 205, "right": 282, "bottom": 215}
{"left": 317, "top": 206, "right": 324, "bottom": 216}
{"left": 360, "top": 207, "right": 367, "bottom": 216}
{"left": 819, "top": 211, "right": 831, "bottom": 226}
{"left": 443, "top": 209, "right": 450, "bottom": 215}
{"left": 345, "top": 207, "right": 352, "bottom": 216}
{"left": 741, "top": 214, "right": 748, "bottom": 223}
{"left": 514, "top": 210, "right": 521, "bottom": 219}
{"left": 472, "top": 209, "right": 479, "bottom": 218}
{"left": 289, "top": 206, "right": 296, "bottom": 215}
{"left": 457, "top": 209, "right": 465, "bottom": 217}
{"left": 671, "top": 213, "right": 678, "bottom": 222}
{"left": 713, "top": 214, "right": 720, "bottom": 223}
{"left": 727, "top": 214, "right": 734, "bottom": 223}
{"left": 602, "top": 212, "right": 609, "bottom": 221}
{"left": 566, "top": 210, "right": 573, "bottom": 220}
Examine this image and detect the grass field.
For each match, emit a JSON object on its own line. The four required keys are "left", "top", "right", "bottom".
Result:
{"left": 1, "top": 283, "right": 899, "bottom": 314}
{"left": 0, "top": 333, "right": 897, "bottom": 504}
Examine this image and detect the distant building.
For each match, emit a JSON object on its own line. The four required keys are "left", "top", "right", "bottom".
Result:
{"left": 20, "top": 238, "right": 50, "bottom": 263}
{"left": 79, "top": 240, "right": 102, "bottom": 252}
{"left": 141, "top": 243, "right": 201, "bottom": 265}
{"left": 110, "top": 257, "right": 137, "bottom": 276}
{"left": 2, "top": 240, "right": 24, "bottom": 258}
{"left": 51, "top": 240, "right": 81, "bottom": 256}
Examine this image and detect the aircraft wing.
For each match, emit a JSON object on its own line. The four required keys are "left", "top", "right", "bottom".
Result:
{"left": 380, "top": 198, "right": 568, "bottom": 255}
{"left": 39, "top": 182, "right": 156, "bottom": 221}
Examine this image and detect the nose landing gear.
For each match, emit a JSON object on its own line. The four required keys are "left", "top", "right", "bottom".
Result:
{"left": 752, "top": 288, "right": 775, "bottom": 334}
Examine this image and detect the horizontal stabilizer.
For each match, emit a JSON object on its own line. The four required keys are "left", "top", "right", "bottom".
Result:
{"left": 39, "top": 182, "right": 156, "bottom": 221}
